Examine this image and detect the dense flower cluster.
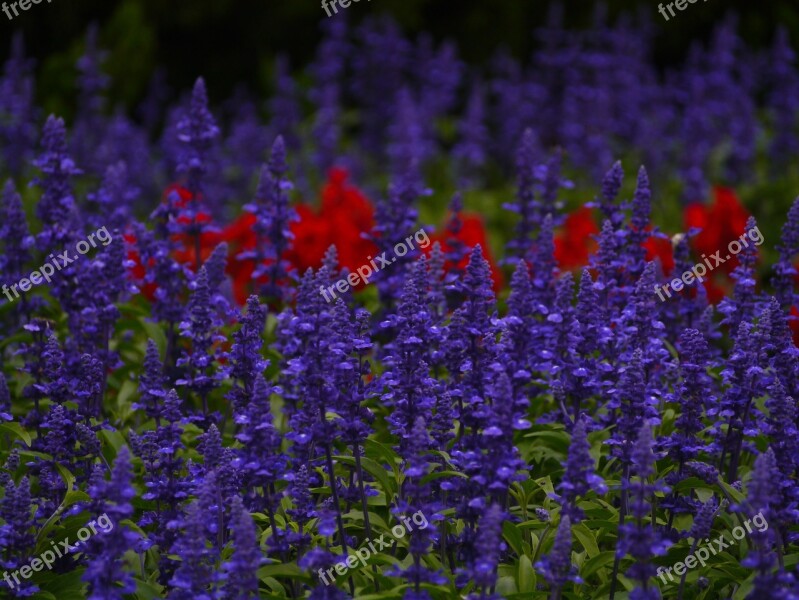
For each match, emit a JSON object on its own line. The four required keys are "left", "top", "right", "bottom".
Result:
{"left": 1, "top": 12, "right": 799, "bottom": 600}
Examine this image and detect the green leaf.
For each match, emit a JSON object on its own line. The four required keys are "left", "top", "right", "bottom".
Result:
{"left": 35, "top": 490, "right": 91, "bottom": 550}
{"left": 419, "top": 469, "right": 468, "bottom": 484}
{"left": 517, "top": 519, "right": 550, "bottom": 531}
{"left": 257, "top": 563, "right": 311, "bottom": 582}
{"left": 674, "top": 476, "right": 714, "bottom": 494}
{"left": 0, "top": 422, "right": 32, "bottom": 446}
{"left": 353, "top": 588, "right": 408, "bottom": 600}
{"left": 54, "top": 463, "right": 76, "bottom": 490}
{"left": 363, "top": 438, "right": 398, "bottom": 465}
{"left": 259, "top": 576, "right": 287, "bottom": 595}
{"left": 341, "top": 509, "right": 391, "bottom": 532}
{"left": 731, "top": 570, "right": 756, "bottom": 599}
{"left": 581, "top": 550, "right": 616, "bottom": 579}
{"left": 113, "top": 379, "right": 139, "bottom": 420}
{"left": 533, "top": 476, "right": 556, "bottom": 496}
{"left": 719, "top": 479, "right": 746, "bottom": 505}
{"left": 503, "top": 520, "right": 524, "bottom": 556}
{"left": 138, "top": 316, "right": 167, "bottom": 356}
{"left": 131, "top": 577, "right": 165, "bottom": 599}
{"left": 334, "top": 455, "right": 397, "bottom": 499}
{"left": 17, "top": 449, "right": 53, "bottom": 462}
{"left": 518, "top": 554, "right": 535, "bottom": 593}
{"left": 98, "top": 428, "right": 127, "bottom": 456}
{"left": 785, "top": 552, "right": 799, "bottom": 568}
{"left": 523, "top": 430, "right": 571, "bottom": 453}
{"left": 35, "top": 567, "right": 87, "bottom": 598}
{"left": 495, "top": 575, "right": 518, "bottom": 595}
{"left": 573, "top": 522, "right": 600, "bottom": 558}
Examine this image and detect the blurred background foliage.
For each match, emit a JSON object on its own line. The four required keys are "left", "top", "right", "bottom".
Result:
{"left": 1, "top": 0, "right": 798, "bottom": 122}
{"left": 1, "top": 0, "right": 799, "bottom": 258}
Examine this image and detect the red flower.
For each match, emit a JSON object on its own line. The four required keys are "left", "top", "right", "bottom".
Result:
{"left": 643, "top": 233, "right": 675, "bottom": 276}
{"left": 219, "top": 213, "right": 258, "bottom": 305}
{"left": 219, "top": 168, "right": 379, "bottom": 303}
{"left": 683, "top": 186, "right": 756, "bottom": 302}
{"left": 554, "top": 207, "right": 599, "bottom": 270}
{"left": 156, "top": 184, "right": 222, "bottom": 269}
{"left": 684, "top": 186, "right": 750, "bottom": 276}
{"left": 163, "top": 183, "right": 193, "bottom": 208}
{"left": 157, "top": 169, "right": 380, "bottom": 303}
{"left": 221, "top": 213, "right": 257, "bottom": 253}
{"left": 287, "top": 205, "right": 331, "bottom": 274}
{"left": 321, "top": 168, "right": 374, "bottom": 233}
{"left": 286, "top": 167, "right": 378, "bottom": 278}
{"left": 128, "top": 172, "right": 513, "bottom": 305}
{"left": 163, "top": 184, "right": 215, "bottom": 231}
{"left": 124, "top": 184, "right": 230, "bottom": 300}
{"left": 123, "top": 232, "right": 156, "bottom": 300}
{"left": 172, "top": 229, "right": 224, "bottom": 269}
{"left": 425, "top": 212, "right": 504, "bottom": 291}
{"left": 790, "top": 306, "right": 799, "bottom": 347}
{"left": 554, "top": 206, "right": 676, "bottom": 281}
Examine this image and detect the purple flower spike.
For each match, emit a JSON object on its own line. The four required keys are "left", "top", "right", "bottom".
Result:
{"left": 558, "top": 415, "right": 606, "bottom": 521}
{"left": 223, "top": 495, "right": 263, "bottom": 599}
{"left": 536, "top": 515, "right": 580, "bottom": 594}
{"left": 32, "top": 115, "right": 81, "bottom": 250}
{"left": 83, "top": 447, "right": 138, "bottom": 599}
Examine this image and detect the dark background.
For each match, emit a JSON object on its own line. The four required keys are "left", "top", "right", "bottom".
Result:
{"left": 2, "top": 0, "right": 799, "bottom": 117}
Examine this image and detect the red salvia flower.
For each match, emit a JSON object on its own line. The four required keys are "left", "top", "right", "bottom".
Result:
{"left": 426, "top": 212, "right": 504, "bottom": 291}
{"left": 286, "top": 167, "right": 378, "bottom": 275}
{"left": 684, "top": 186, "right": 751, "bottom": 276}
{"left": 643, "top": 233, "right": 675, "bottom": 276}
{"left": 554, "top": 207, "right": 599, "bottom": 271}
